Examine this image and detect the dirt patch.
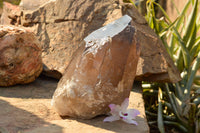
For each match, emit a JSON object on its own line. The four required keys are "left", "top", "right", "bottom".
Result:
{"left": 0, "top": 76, "right": 149, "bottom": 133}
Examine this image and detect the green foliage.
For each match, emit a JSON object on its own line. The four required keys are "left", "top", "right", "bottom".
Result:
{"left": 143, "top": 0, "right": 200, "bottom": 132}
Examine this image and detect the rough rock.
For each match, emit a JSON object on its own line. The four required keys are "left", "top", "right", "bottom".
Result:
{"left": 0, "top": 0, "right": 181, "bottom": 82}
{"left": 0, "top": 2, "right": 20, "bottom": 25}
{"left": 51, "top": 15, "right": 140, "bottom": 119}
{"left": 0, "top": 25, "right": 42, "bottom": 86}
{"left": 19, "top": 0, "right": 53, "bottom": 10}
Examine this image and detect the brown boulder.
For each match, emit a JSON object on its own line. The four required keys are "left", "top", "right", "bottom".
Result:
{"left": 51, "top": 15, "right": 140, "bottom": 119}
{"left": 0, "top": 25, "right": 42, "bottom": 86}
{"left": 0, "top": 0, "right": 181, "bottom": 82}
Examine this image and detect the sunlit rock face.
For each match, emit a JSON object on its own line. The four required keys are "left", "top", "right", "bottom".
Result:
{"left": 51, "top": 15, "right": 140, "bottom": 119}
{"left": 1, "top": 0, "right": 181, "bottom": 82}
{"left": 0, "top": 25, "right": 42, "bottom": 86}
{"left": 19, "top": 0, "right": 53, "bottom": 10}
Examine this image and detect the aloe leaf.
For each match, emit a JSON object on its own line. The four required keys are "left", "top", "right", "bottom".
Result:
{"left": 179, "top": 70, "right": 189, "bottom": 87}
{"left": 151, "top": 3, "right": 156, "bottom": 30}
{"left": 146, "top": 1, "right": 155, "bottom": 29}
{"left": 197, "top": 14, "right": 200, "bottom": 30}
{"left": 169, "top": 33, "right": 177, "bottom": 56}
{"left": 148, "top": 121, "right": 157, "bottom": 125}
{"left": 145, "top": 111, "right": 176, "bottom": 121}
{"left": 143, "top": 88, "right": 158, "bottom": 93}
{"left": 190, "top": 37, "right": 200, "bottom": 58}
{"left": 173, "top": 29, "right": 191, "bottom": 70}
{"left": 195, "top": 119, "right": 200, "bottom": 133}
{"left": 196, "top": 109, "right": 200, "bottom": 133}
{"left": 165, "top": 84, "right": 188, "bottom": 126}
{"left": 153, "top": 2, "right": 171, "bottom": 23}
{"left": 158, "top": 88, "right": 165, "bottom": 133}
{"left": 148, "top": 121, "right": 188, "bottom": 132}
{"left": 123, "top": 0, "right": 136, "bottom": 7}
{"left": 169, "top": 0, "right": 191, "bottom": 32}
{"left": 194, "top": 77, "right": 200, "bottom": 86}
{"left": 163, "top": 121, "right": 188, "bottom": 133}
{"left": 157, "top": 19, "right": 171, "bottom": 55}
{"left": 176, "top": 49, "right": 184, "bottom": 71}
{"left": 147, "top": 12, "right": 154, "bottom": 29}
{"left": 186, "top": 24, "right": 197, "bottom": 51}
{"left": 182, "top": 0, "right": 198, "bottom": 43}
{"left": 184, "top": 51, "right": 200, "bottom": 99}
{"left": 170, "top": 0, "right": 180, "bottom": 15}
{"left": 175, "top": 83, "right": 184, "bottom": 100}
{"left": 159, "top": 16, "right": 180, "bottom": 38}
{"left": 153, "top": 17, "right": 160, "bottom": 34}
{"left": 193, "top": 97, "right": 200, "bottom": 105}
{"left": 175, "top": 0, "right": 191, "bottom": 29}
{"left": 197, "top": 24, "right": 200, "bottom": 33}
{"left": 193, "top": 84, "right": 200, "bottom": 89}
{"left": 171, "top": 93, "right": 183, "bottom": 116}
{"left": 161, "top": 38, "right": 171, "bottom": 56}
{"left": 195, "top": 75, "right": 200, "bottom": 80}
{"left": 164, "top": 101, "right": 173, "bottom": 111}
{"left": 158, "top": 17, "right": 169, "bottom": 28}
{"left": 191, "top": 0, "right": 196, "bottom": 4}
{"left": 188, "top": 103, "right": 196, "bottom": 132}
{"left": 169, "top": 0, "right": 191, "bottom": 62}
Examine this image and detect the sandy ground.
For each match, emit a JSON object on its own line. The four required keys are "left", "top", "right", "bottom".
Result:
{"left": 0, "top": 75, "right": 149, "bottom": 133}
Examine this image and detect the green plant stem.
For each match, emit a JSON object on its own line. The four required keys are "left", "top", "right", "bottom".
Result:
{"left": 182, "top": 0, "right": 198, "bottom": 43}
{"left": 163, "top": 101, "right": 173, "bottom": 111}
{"left": 148, "top": 120, "right": 188, "bottom": 132}
{"left": 184, "top": 51, "right": 200, "bottom": 100}
{"left": 145, "top": 111, "right": 176, "bottom": 121}
{"left": 165, "top": 84, "right": 188, "bottom": 127}
{"left": 163, "top": 121, "right": 188, "bottom": 133}
{"left": 193, "top": 97, "right": 200, "bottom": 105}
{"left": 169, "top": 0, "right": 191, "bottom": 55}
{"left": 158, "top": 88, "right": 165, "bottom": 133}
{"left": 175, "top": 83, "right": 183, "bottom": 100}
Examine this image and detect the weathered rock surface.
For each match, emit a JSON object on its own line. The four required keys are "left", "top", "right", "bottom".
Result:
{"left": 51, "top": 15, "right": 140, "bottom": 119}
{"left": 0, "top": 2, "right": 20, "bottom": 25}
{"left": 0, "top": 25, "right": 42, "bottom": 86}
{"left": 0, "top": 0, "right": 181, "bottom": 82}
{"left": 19, "top": 0, "right": 53, "bottom": 10}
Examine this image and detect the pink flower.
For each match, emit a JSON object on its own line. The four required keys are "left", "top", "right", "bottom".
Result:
{"left": 103, "top": 98, "right": 140, "bottom": 125}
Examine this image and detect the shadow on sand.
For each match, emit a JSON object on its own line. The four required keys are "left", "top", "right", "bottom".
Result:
{"left": 0, "top": 76, "right": 148, "bottom": 133}
{"left": 0, "top": 99, "right": 62, "bottom": 133}
{"left": 0, "top": 75, "right": 58, "bottom": 99}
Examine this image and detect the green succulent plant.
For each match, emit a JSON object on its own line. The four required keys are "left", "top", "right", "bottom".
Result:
{"left": 143, "top": 0, "right": 200, "bottom": 132}
{"left": 126, "top": 0, "right": 200, "bottom": 132}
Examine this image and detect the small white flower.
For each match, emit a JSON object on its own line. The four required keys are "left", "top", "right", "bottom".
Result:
{"left": 103, "top": 98, "right": 140, "bottom": 125}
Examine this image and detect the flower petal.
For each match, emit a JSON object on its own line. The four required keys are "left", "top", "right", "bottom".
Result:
{"left": 121, "top": 98, "right": 129, "bottom": 112}
{"left": 103, "top": 116, "right": 120, "bottom": 122}
{"left": 109, "top": 104, "right": 116, "bottom": 111}
{"left": 109, "top": 104, "right": 121, "bottom": 116}
{"left": 127, "top": 109, "right": 140, "bottom": 119}
{"left": 122, "top": 118, "right": 138, "bottom": 125}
